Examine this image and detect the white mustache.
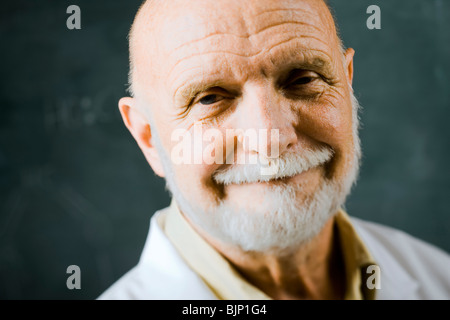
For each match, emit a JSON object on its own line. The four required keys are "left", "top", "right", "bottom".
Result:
{"left": 213, "top": 146, "right": 334, "bottom": 185}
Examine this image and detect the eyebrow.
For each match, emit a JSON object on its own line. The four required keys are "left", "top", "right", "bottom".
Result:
{"left": 173, "top": 49, "right": 335, "bottom": 108}
{"left": 272, "top": 48, "right": 335, "bottom": 78}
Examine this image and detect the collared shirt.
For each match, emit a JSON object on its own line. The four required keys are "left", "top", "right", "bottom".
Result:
{"left": 161, "top": 200, "right": 377, "bottom": 300}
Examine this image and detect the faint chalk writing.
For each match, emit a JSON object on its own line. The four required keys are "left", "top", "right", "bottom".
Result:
{"left": 44, "top": 91, "right": 118, "bottom": 131}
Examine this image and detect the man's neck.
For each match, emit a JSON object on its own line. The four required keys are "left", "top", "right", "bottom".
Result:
{"left": 190, "top": 216, "right": 345, "bottom": 300}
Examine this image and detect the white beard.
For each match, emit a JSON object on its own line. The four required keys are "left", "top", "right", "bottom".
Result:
{"left": 151, "top": 91, "right": 362, "bottom": 253}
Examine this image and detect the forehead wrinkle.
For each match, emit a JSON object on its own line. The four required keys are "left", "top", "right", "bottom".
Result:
{"left": 251, "top": 6, "right": 337, "bottom": 38}
{"left": 171, "top": 36, "right": 330, "bottom": 77}
{"left": 253, "top": 7, "right": 318, "bottom": 18}
{"left": 267, "top": 34, "right": 330, "bottom": 49}
{"left": 169, "top": 18, "right": 324, "bottom": 55}
{"left": 167, "top": 65, "right": 203, "bottom": 89}
{"left": 167, "top": 30, "right": 332, "bottom": 83}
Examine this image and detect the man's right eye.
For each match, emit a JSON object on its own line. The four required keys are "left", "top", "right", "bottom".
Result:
{"left": 198, "top": 94, "right": 221, "bottom": 105}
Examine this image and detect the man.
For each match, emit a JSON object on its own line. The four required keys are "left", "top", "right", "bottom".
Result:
{"left": 99, "top": 0, "right": 450, "bottom": 299}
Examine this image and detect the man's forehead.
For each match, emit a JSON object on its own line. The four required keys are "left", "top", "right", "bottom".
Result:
{"left": 131, "top": 0, "right": 338, "bottom": 93}
{"left": 149, "top": 0, "right": 334, "bottom": 52}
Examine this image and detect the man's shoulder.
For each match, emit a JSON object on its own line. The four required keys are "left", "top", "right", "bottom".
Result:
{"left": 98, "top": 260, "right": 214, "bottom": 300}
{"left": 98, "top": 208, "right": 216, "bottom": 300}
{"left": 97, "top": 264, "right": 158, "bottom": 300}
{"left": 350, "top": 215, "right": 450, "bottom": 299}
{"left": 351, "top": 216, "right": 449, "bottom": 261}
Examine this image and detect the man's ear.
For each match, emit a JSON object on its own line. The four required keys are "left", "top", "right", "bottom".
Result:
{"left": 344, "top": 48, "right": 355, "bottom": 86}
{"left": 118, "top": 97, "right": 165, "bottom": 177}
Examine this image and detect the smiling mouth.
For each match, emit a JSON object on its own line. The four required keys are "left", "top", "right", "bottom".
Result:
{"left": 213, "top": 147, "right": 334, "bottom": 187}
{"left": 230, "top": 166, "right": 318, "bottom": 186}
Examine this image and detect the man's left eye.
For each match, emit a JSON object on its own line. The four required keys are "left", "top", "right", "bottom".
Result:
{"left": 289, "top": 75, "right": 318, "bottom": 86}
{"left": 289, "top": 76, "right": 316, "bottom": 86}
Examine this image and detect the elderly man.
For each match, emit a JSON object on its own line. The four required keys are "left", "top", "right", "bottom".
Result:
{"left": 99, "top": 0, "right": 450, "bottom": 300}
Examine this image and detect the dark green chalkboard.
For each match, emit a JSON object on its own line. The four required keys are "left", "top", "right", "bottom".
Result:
{"left": 0, "top": 0, "right": 449, "bottom": 299}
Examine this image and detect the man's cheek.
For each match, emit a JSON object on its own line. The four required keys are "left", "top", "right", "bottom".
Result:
{"left": 173, "top": 164, "right": 206, "bottom": 196}
{"left": 307, "top": 106, "right": 351, "bottom": 146}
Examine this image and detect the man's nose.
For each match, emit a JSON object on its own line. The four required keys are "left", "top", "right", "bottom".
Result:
{"left": 236, "top": 82, "right": 298, "bottom": 158}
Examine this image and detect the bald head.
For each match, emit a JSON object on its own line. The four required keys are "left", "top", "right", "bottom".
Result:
{"left": 127, "top": 0, "right": 344, "bottom": 99}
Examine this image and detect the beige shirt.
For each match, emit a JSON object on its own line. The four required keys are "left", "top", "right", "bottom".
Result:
{"left": 162, "top": 200, "right": 377, "bottom": 300}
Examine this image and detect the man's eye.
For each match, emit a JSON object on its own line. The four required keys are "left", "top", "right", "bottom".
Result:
{"left": 198, "top": 94, "right": 221, "bottom": 105}
{"left": 290, "top": 76, "right": 314, "bottom": 86}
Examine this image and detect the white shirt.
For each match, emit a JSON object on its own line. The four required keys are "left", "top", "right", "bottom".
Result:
{"left": 99, "top": 205, "right": 450, "bottom": 300}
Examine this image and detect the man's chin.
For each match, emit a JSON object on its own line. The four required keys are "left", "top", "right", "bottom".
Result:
{"left": 175, "top": 175, "right": 344, "bottom": 253}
